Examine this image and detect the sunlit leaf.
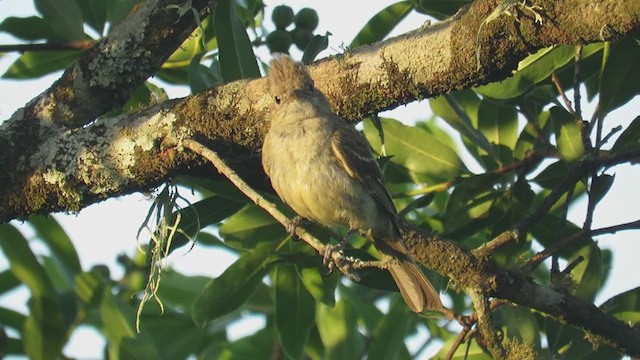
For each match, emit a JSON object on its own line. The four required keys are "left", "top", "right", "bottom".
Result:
{"left": 430, "top": 91, "right": 494, "bottom": 157}
{"left": 192, "top": 243, "right": 279, "bottom": 327}
{"left": 2, "top": 51, "right": 79, "bottom": 79}
{"left": 611, "top": 116, "right": 640, "bottom": 154}
{"left": 367, "top": 299, "right": 414, "bottom": 360}
{"left": 23, "top": 296, "right": 65, "bottom": 360}
{"left": 274, "top": 265, "right": 315, "bottom": 359}
{"left": 494, "top": 305, "right": 540, "bottom": 348}
{"left": 29, "top": 215, "right": 81, "bottom": 278}
{"left": 550, "top": 106, "right": 584, "bottom": 162}
{"left": 299, "top": 265, "right": 338, "bottom": 307}
{"left": 214, "top": 0, "right": 260, "bottom": 82}
{"left": 316, "top": 300, "right": 365, "bottom": 359}
{"left": 475, "top": 45, "right": 603, "bottom": 99}
{"left": 0, "top": 16, "right": 52, "bottom": 41}
{"left": 364, "top": 117, "right": 467, "bottom": 183}
{"left": 413, "top": 0, "right": 471, "bottom": 19}
{"left": 601, "top": 287, "right": 640, "bottom": 326}
{"left": 218, "top": 204, "right": 287, "bottom": 250}
{"left": 0, "top": 224, "right": 54, "bottom": 297}
{"left": 34, "top": 0, "right": 85, "bottom": 41}
{"left": 571, "top": 243, "right": 602, "bottom": 302}
{"left": 599, "top": 35, "right": 640, "bottom": 119}
{"left": 478, "top": 98, "right": 518, "bottom": 165}
{"left": 75, "top": 0, "right": 108, "bottom": 35}
{"left": 350, "top": 2, "right": 413, "bottom": 48}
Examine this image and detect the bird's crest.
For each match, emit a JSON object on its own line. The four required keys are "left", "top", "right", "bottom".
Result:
{"left": 268, "top": 54, "right": 314, "bottom": 95}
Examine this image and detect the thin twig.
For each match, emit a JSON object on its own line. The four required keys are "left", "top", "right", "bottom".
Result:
{"left": 182, "top": 138, "right": 361, "bottom": 281}
{"left": 0, "top": 40, "right": 95, "bottom": 53}
{"left": 473, "top": 230, "right": 519, "bottom": 258}
{"left": 525, "top": 218, "right": 640, "bottom": 272}
{"left": 574, "top": 45, "right": 583, "bottom": 119}
{"left": 551, "top": 72, "right": 576, "bottom": 116}
{"left": 562, "top": 255, "right": 584, "bottom": 274}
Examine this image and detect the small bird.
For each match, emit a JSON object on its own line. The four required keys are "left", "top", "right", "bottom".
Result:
{"left": 261, "top": 55, "right": 443, "bottom": 313}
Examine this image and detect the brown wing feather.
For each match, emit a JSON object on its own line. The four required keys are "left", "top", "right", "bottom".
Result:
{"left": 330, "top": 124, "right": 399, "bottom": 226}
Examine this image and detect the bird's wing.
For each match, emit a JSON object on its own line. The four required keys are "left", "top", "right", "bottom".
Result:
{"left": 331, "top": 123, "right": 399, "bottom": 221}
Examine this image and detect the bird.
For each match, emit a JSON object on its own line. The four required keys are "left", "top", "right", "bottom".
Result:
{"left": 261, "top": 55, "right": 443, "bottom": 313}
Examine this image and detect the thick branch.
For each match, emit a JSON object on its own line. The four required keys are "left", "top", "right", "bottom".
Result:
{"left": 401, "top": 227, "right": 640, "bottom": 356}
{"left": 2, "top": 0, "right": 637, "bottom": 222}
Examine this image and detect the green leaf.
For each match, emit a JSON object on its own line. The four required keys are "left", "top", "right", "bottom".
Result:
{"left": 601, "top": 287, "right": 640, "bottom": 326}
{"left": 514, "top": 110, "right": 551, "bottom": 159}
{"left": 106, "top": 0, "right": 140, "bottom": 29}
{"left": 0, "top": 16, "right": 52, "bottom": 41}
{"left": 350, "top": 2, "right": 413, "bottom": 48}
{"left": 532, "top": 161, "right": 570, "bottom": 189}
{"left": 192, "top": 243, "right": 279, "bottom": 327}
{"left": 475, "top": 45, "right": 582, "bottom": 99}
{"left": 413, "top": 0, "right": 471, "bottom": 19}
{"left": 158, "top": 195, "right": 246, "bottom": 254}
{"left": 29, "top": 215, "right": 82, "bottom": 278}
{"left": 218, "top": 204, "right": 287, "bottom": 250}
{"left": 478, "top": 98, "right": 518, "bottom": 165}
{"left": 599, "top": 35, "right": 640, "bottom": 118}
{"left": 214, "top": 0, "right": 260, "bottom": 82}
{"left": 367, "top": 299, "right": 414, "bottom": 360}
{"left": 34, "top": 0, "right": 85, "bottom": 41}
{"left": 156, "top": 271, "right": 211, "bottom": 310}
{"left": 274, "top": 265, "right": 316, "bottom": 360}
{"left": 316, "top": 300, "right": 365, "bottom": 360}
{"left": 299, "top": 265, "right": 338, "bottom": 307}
{"left": 550, "top": 106, "right": 585, "bottom": 162}
{"left": 23, "top": 296, "right": 65, "bottom": 360}
{"left": 494, "top": 305, "right": 540, "bottom": 348}
{"left": 0, "top": 270, "right": 21, "bottom": 295}
{"left": 0, "top": 224, "right": 55, "bottom": 297}
{"left": 0, "top": 307, "right": 27, "bottom": 330}
{"left": 100, "top": 287, "right": 136, "bottom": 340}
{"left": 611, "top": 116, "right": 640, "bottom": 154}
{"left": 188, "top": 53, "right": 220, "bottom": 94}
{"left": 571, "top": 243, "right": 602, "bottom": 302}
{"left": 430, "top": 91, "right": 494, "bottom": 156}
{"left": 139, "top": 313, "right": 207, "bottom": 360}
{"left": 589, "top": 174, "right": 614, "bottom": 208}
{"left": 530, "top": 215, "right": 585, "bottom": 259}
{"left": 74, "top": 271, "right": 104, "bottom": 306}
{"left": 363, "top": 117, "right": 467, "bottom": 183}
{"left": 164, "top": 23, "right": 205, "bottom": 69}
{"left": 75, "top": 0, "right": 108, "bottom": 35}
{"left": 2, "top": 51, "right": 80, "bottom": 79}
{"left": 301, "top": 32, "right": 331, "bottom": 65}
{"left": 118, "top": 337, "right": 160, "bottom": 360}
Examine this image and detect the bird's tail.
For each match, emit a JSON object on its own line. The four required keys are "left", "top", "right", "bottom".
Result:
{"left": 387, "top": 259, "right": 443, "bottom": 313}
{"left": 372, "top": 234, "right": 443, "bottom": 313}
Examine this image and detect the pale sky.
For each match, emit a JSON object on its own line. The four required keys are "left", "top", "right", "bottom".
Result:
{"left": 1, "top": 1, "right": 639, "bottom": 358}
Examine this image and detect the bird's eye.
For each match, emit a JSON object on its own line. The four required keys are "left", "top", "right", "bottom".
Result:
{"left": 274, "top": 96, "right": 281, "bottom": 104}
{"left": 308, "top": 84, "right": 314, "bottom": 92}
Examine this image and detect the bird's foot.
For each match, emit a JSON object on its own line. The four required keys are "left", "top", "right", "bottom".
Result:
{"left": 286, "top": 216, "right": 305, "bottom": 239}
{"left": 322, "top": 229, "right": 355, "bottom": 266}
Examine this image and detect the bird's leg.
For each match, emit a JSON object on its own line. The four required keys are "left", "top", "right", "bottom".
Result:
{"left": 323, "top": 228, "right": 358, "bottom": 269}
{"left": 286, "top": 215, "right": 306, "bottom": 239}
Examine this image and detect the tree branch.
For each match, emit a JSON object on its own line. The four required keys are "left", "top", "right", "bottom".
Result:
{"left": 401, "top": 226, "right": 640, "bottom": 356}
{"left": 2, "top": 0, "right": 637, "bottom": 222}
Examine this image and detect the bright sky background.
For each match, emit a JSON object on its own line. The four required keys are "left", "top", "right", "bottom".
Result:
{"left": 1, "top": 1, "right": 639, "bottom": 359}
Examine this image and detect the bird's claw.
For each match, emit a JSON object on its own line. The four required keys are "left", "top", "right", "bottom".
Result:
{"left": 286, "top": 216, "right": 305, "bottom": 239}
